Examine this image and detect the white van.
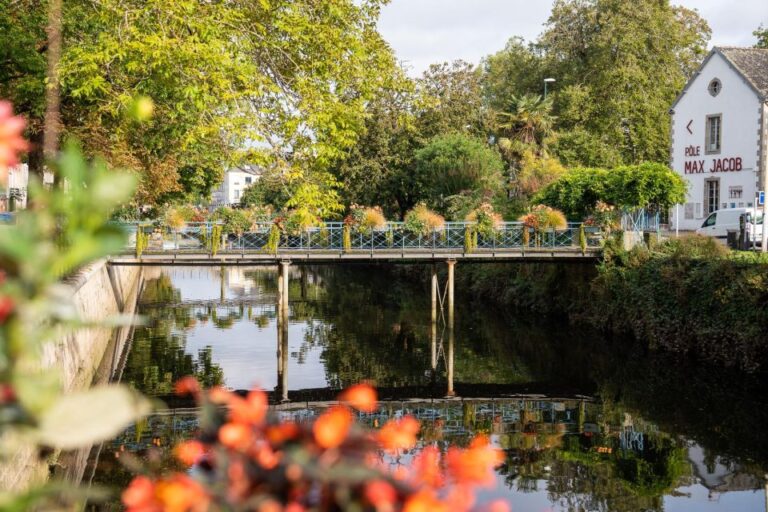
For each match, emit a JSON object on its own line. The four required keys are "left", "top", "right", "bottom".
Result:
{"left": 696, "top": 208, "right": 764, "bottom": 247}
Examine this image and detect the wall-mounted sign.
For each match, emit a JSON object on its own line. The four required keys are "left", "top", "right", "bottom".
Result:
{"left": 683, "top": 146, "right": 743, "bottom": 174}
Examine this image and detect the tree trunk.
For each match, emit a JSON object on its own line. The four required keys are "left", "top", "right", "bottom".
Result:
{"left": 42, "top": 0, "right": 63, "bottom": 183}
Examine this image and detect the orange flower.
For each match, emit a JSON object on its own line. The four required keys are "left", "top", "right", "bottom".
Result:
{"left": 377, "top": 416, "right": 419, "bottom": 452}
{"left": 339, "top": 383, "right": 377, "bottom": 413}
{"left": 174, "top": 377, "right": 200, "bottom": 397}
{"left": 0, "top": 101, "right": 29, "bottom": 175}
{"left": 230, "top": 389, "right": 267, "bottom": 425}
{"left": 411, "top": 446, "right": 443, "bottom": 488}
{"left": 174, "top": 440, "right": 205, "bottom": 466}
{"left": 219, "top": 422, "right": 254, "bottom": 450}
{"left": 487, "top": 500, "right": 511, "bottom": 512}
{"left": 265, "top": 421, "right": 300, "bottom": 445}
{"left": 403, "top": 489, "right": 448, "bottom": 512}
{"left": 364, "top": 480, "right": 398, "bottom": 509}
{"left": 155, "top": 474, "right": 209, "bottom": 512}
{"left": 313, "top": 405, "right": 352, "bottom": 449}
{"left": 123, "top": 475, "right": 161, "bottom": 512}
{"left": 445, "top": 435, "right": 504, "bottom": 486}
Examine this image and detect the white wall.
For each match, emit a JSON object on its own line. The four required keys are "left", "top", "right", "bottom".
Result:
{"left": 670, "top": 52, "right": 763, "bottom": 231}
{"left": 211, "top": 169, "right": 258, "bottom": 206}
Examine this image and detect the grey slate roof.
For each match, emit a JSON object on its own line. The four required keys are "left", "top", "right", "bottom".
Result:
{"left": 718, "top": 47, "right": 768, "bottom": 99}
{"left": 671, "top": 46, "right": 768, "bottom": 110}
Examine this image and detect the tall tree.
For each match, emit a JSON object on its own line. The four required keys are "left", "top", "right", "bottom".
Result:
{"left": 538, "top": 0, "right": 710, "bottom": 163}
{"left": 4, "top": 0, "right": 400, "bottom": 206}
{"left": 755, "top": 24, "right": 768, "bottom": 49}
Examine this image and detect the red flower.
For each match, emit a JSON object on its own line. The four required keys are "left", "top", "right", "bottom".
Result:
{"left": 174, "top": 377, "right": 200, "bottom": 397}
{"left": 0, "top": 296, "right": 14, "bottom": 324}
{"left": 313, "top": 405, "right": 352, "bottom": 449}
{"left": 0, "top": 101, "right": 29, "bottom": 172}
{"left": 377, "top": 416, "right": 419, "bottom": 452}
{"left": 339, "top": 383, "right": 378, "bottom": 413}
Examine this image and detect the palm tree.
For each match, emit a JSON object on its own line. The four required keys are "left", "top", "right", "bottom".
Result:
{"left": 497, "top": 94, "right": 556, "bottom": 150}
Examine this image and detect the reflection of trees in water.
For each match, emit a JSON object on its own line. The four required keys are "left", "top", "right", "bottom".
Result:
{"left": 125, "top": 274, "right": 224, "bottom": 395}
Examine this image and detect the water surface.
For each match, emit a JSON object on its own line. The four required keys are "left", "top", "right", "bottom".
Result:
{"left": 88, "top": 265, "right": 768, "bottom": 511}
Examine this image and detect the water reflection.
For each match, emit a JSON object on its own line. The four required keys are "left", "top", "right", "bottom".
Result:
{"left": 106, "top": 265, "right": 768, "bottom": 511}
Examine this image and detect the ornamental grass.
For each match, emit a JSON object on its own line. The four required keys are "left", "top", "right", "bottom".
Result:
{"left": 404, "top": 203, "right": 445, "bottom": 236}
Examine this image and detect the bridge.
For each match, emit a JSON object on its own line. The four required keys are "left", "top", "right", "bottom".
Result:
{"left": 108, "top": 221, "right": 603, "bottom": 266}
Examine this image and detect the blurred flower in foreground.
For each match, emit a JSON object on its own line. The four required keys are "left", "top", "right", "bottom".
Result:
{"left": 123, "top": 380, "right": 508, "bottom": 512}
{"left": 0, "top": 100, "right": 29, "bottom": 186}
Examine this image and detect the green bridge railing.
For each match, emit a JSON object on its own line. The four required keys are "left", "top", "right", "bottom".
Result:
{"left": 118, "top": 221, "right": 602, "bottom": 256}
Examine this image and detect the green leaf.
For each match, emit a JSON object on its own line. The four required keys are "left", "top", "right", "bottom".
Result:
{"left": 35, "top": 385, "right": 152, "bottom": 449}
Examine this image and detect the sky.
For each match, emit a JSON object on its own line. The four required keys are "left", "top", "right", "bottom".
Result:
{"left": 377, "top": 0, "right": 768, "bottom": 75}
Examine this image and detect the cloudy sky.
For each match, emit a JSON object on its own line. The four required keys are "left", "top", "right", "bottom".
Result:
{"left": 378, "top": 0, "right": 768, "bottom": 75}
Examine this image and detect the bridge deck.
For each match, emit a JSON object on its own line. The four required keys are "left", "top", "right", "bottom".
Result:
{"left": 109, "top": 248, "right": 601, "bottom": 265}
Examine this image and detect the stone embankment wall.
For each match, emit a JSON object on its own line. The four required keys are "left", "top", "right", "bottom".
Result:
{"left": 1, "top": 260, "right": 142, "bottom": 492}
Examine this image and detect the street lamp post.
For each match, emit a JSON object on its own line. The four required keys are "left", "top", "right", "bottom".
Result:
{"left": 544, "top": 77, "right": 556, "bottom": 99}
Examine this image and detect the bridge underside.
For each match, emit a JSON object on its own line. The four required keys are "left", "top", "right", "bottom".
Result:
{"left": 109, "top": 248, "right": 601, "bottom": 265}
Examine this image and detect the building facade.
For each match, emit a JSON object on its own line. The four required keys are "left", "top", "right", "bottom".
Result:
{"left": 669, "top": 47, "right": 768, "bottom": 231}
{"left": 210, "top": 165, "right": 261, "bottom": 207}
{"left": 1, "top": 163, "right": 28, "bottom": 211}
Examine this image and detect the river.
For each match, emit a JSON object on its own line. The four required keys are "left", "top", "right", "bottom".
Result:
{"left": 84, "top": 264, "right": 768, "bottom": 511}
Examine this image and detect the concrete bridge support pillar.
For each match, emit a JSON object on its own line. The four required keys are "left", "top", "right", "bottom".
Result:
{"left": 431, "top": 264, "right": 438, "bottom": 370}
{"left": 277, "top": 262, "right": 290, "bottom": 402}
{"left": 446, "top": 259, "right": 456, "bottom": 397}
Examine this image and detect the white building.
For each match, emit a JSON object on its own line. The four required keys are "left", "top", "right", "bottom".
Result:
{"left": 1, "top": 163, "right": 28, "bottom": 211}
{"left": 210, "top": 165, "right": 261, "bottom": 207}
{"left": 669, "top": 47, "right": 768, "bottom": 231}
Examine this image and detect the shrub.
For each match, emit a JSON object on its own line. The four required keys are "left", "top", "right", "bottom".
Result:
{"left": 284, "top": 207, "right": 320, "bottom": 235}
{"left": 347, "top": 205, "right": 387, "bottom": 234}
{"left": 212, "top": 207, "right": 253, "bottom": 236}
{"left": 519, "top": 205, "right": 567, "bottom": 230}
{"left": 403, "top": 203, "right": 445, "bottom": 236}
{"left": 465, "top": 202, "right": 503, "bottom": 238}
{"left": 164, "top": 205, "right": 195, "bottom": 231}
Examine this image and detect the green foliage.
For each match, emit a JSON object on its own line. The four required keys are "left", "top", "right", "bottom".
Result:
{"left": 754, "top": 24, "right": 768, "bottom": 48}
{"left": 414, "top": 133, "right": 504, "bottom": 214}
{"left": 263, "top": 224, "right": 281, "bottom": 255}
{"left": 7, "top": 0, "right": 400, "bottom": 205}
{"left": 591, "top": 237, "right": 768, "bottom": 371}
{"left": 403, "top": 203, "right": 445, "bottom": 236}
{"left": 0, "top": 143, "right": 151, "bottom": 502}
{"left": 481, "top": 0, "right": 710, "bottom": 165}
{"left": 466, "top": 202, "right": 503, "bottom": 238}
{"left": 284, "top": 208, "right": 320, "bottom": 235}
{"left": 342, "top": 224, "right": 352, "bottom": 251}
{"left": 210, "top": 225, "right": 222, "bottom": 256}
{"left": 135, "top": 227, "right": 149, "bottom": 258}
{"left": 579, "top": 224, "right": 587, "bottom": 254}
{"left": 550, "top": 128, "right": 623, "bottom": 168}
{"left": 536, "top": 164, "right": 687, "bottom": 219}
{"left": 464, "top": 226, "right": 478, "bottom": 253}
{"left": 211, "top": 207, "right": 252, "bottom": 236}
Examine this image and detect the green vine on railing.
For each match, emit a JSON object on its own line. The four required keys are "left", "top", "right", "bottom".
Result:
{"left": 135, "top": 226, "right": 148, "bottom": 258}
{"left": 342, "top": 224, "right": 351, "bottom": 252}
{"left": 464, "top": 226, "right": 478, "bottom": 253}
{"left": 579, "top": 224, "right": 587, "bottom": 255}
{"left": 263, "top": 224, "right": 281, "bottom": 254}
{"left": 210, "top": 225, "right": 222, "bottom": 256}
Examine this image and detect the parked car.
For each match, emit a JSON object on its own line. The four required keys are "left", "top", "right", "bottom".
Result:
{"left": 0, "top": 212, "right": 16, "bottom": 225}
{"left": 696, "top": 207, "right": 764, "bottom": 247}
